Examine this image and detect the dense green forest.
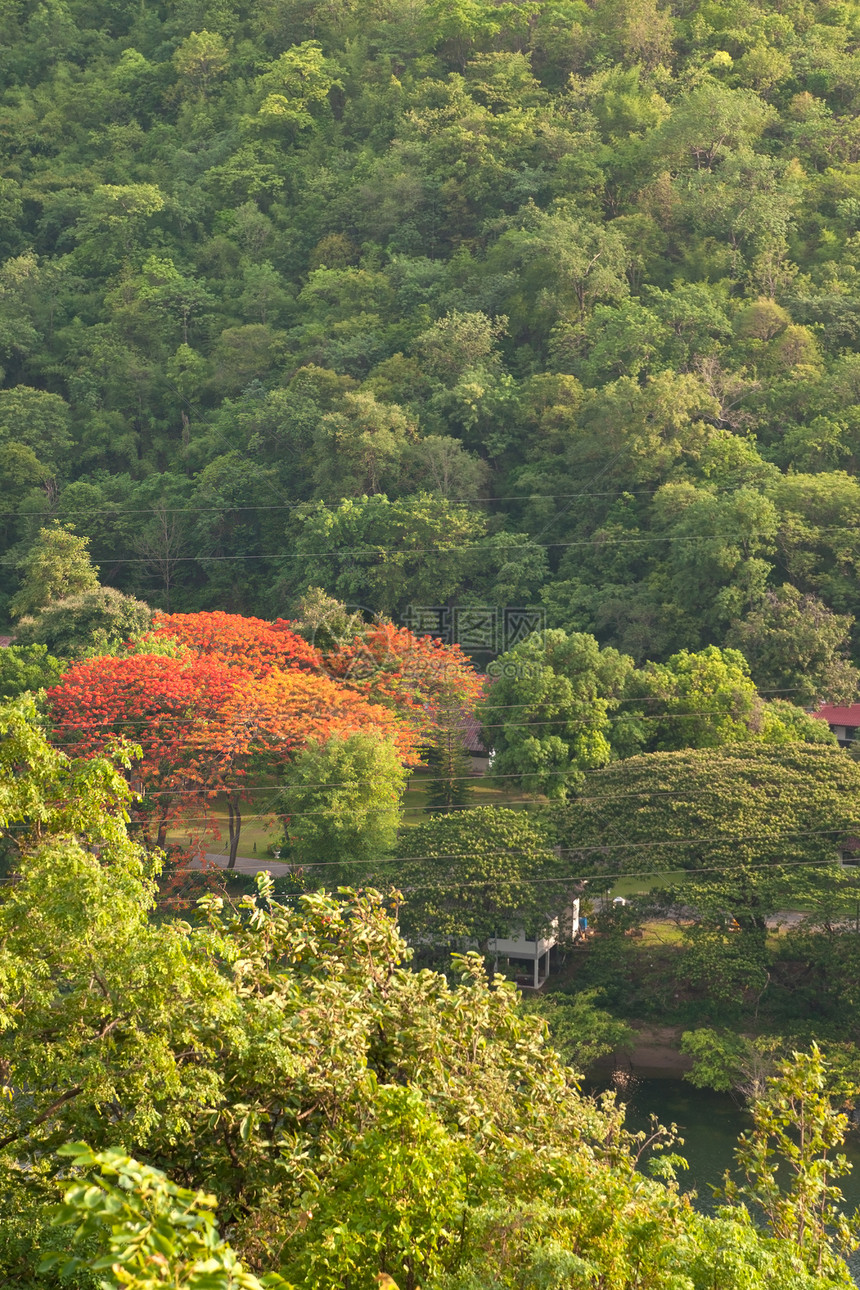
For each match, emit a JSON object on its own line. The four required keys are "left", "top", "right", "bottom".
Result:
{"left": 4, "top": 0, "right": 860, "bottom": 689}
{"left": 9, "top": 2, "right": 860, "bottom": 1283}
{"left": 2, "top": 704, "right": 859, "bottom": 1290}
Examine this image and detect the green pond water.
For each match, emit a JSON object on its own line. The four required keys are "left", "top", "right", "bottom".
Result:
{"left": 598, "top": 1077, "right": 860, "bottom": 1283}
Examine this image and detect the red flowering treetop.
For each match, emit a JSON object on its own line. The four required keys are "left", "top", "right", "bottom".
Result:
{"left": 207, "top": 667, "right": 422, "bottom": 770}
{"left": 322, "top": 622, "right": 484, "bottom": 735}
{"left": 149, "top": 611, "right": 322, "bottom": 677}
{"left": 47, "top": 651, "right": 248, "bottom": 848}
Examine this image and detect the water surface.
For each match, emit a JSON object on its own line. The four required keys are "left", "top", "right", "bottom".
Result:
{"left": 599, "top": 1077, "right": 860, "bottom": 1283}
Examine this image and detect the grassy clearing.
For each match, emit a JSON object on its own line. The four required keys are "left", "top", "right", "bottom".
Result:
{"left": 165, "top": 769, "right": 530, "bottom": 858}
{"left": 607, "top": 871, "right": 688, "bottom": 899}
{"left": 400, "top": 770, "right": 531, "bottom": 824}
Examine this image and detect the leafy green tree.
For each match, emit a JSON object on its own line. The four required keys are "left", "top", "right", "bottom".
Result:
{"left": 284, "top": 493, "right": 485, "bottom": 618}
{"left": 14, "top": 587, "right": 152, "bottom": 658}
{"left": 0, "top": 643, "right": 61, "bottom": 697}
{"left": 725, "top": 1046, "right": 860, "bottom": 1278}
{"left": 284, "top": 1086, "right": 473, "bottom": 1290}
{"left": 652, "top": 81, "right": 777, "bottom": 171}
{"left": 0, "top": 692, "right": 141, "bottom": 878}
{"left": 681, "top": 1027, "right": 786, "bottom": 1100}
{"left": 278, "top": 732, "right": 408, "bottom": 883}
{"left": 393, "top": 805, "right": 568, "bottom": 950}
{"left": 560, "top": 745, "right": 860, "bottom": 1016}
{"left": 559, "top": 744, "right": 860, "bottom": 880}
{"left": 424, "top": 704, "right": 474, "bottom": 814}
{"left": 524, "top": 988, "right": 636, "bottom": 1074}
{"left": 172, "top": 30, "right": 230, "bottom": 97}
{"left": 728, "top": 587, "right": 860, "bottom": 706}
{"left": 73, "top": 183, "right": 165, "bottom": 264}
{"left": 10, "top": 523, "right": 100, "bottom": 619}
{"left": 255, "top": 41, "right": 343, "bottom": 132}
{"left": 312, "top": 391, "right": 416, "bottom": 497}
{"left": 135, "top": 256, "right": 213, "bottom": 345}
{"left": 627, "top": 645, "right": 805, "bottom": 752}
{"left": 0, "top": 385, "right": 71, "bottom": 472}
{"left": 43, "top": 1142, "right": 282, "bottom": 1290}
{"left": 479, "top": 629, "right": 635, "bottom": 799}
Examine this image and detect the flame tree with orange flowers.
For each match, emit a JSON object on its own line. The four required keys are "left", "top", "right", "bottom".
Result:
{"left": 46, "top": 611, "right": 478, "bottom": 866}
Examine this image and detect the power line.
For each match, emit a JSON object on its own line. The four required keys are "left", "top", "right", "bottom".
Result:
{"left": 0, "top": 486, "right": 678, "bottom": 521}
{"left": 63, "top": 522, "right": 858, "bottom": 564}
{"left": 8, "top": 458, "right": 785, "bottom": 525}
{"left": 157, "top": 851, "right": 853, "bottom": 887}
{"left": 91, "top": 770, "right": 820, "bottom": 798}
{"left": 169, "top": 824, "right": 846, "bottom": 868}
{"left": 42, "top": 683, "right": 807, "bottom": 731}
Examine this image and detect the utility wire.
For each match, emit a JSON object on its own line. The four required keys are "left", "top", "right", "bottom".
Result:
{"left": 55, "top": 521, "right": 860, "bottom": 564}
{"left": 161, "top": 825, "right": 848, "bottom": 869}
{"left": 157, "top": 851, "right": 855, "bottom": 888}
{"left": 42, "top": 684, "right": 807, "bottom": 731}
{"left": 0, "top": 485, "right": 704, "bottom": 520}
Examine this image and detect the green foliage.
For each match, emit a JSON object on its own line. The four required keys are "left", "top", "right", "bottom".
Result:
{"left": 681, "top": 1027, "right": 785, "bottom": 1098}
{"left": 393, "top": 805, "right": 567, "bottom": 948}
{"left": 559, "top": 744, "right": 860, "bottom": 876}
{"left": 0, "top": 692, "right": 139, "bottom": 870}
{"left": 629, "top": 645, "right": 773, "bottom": 752}
{"left": 523, "top": 988, "right": 636, "bottom": 1073}
{"left": 278, "top": 731, "right": 408, "bottom": 882}
{"left": 43, "top": 1143, "right": 283, "bottom": 1290}
{"left": 424, "top": 699, "right": 475, "bottom": 813}
{"left": 479, "top": 629, "right": 635, "bottom": 799}
{"left": 15, "top": 587, "right": 152, "bottom": 658}
{"left": 284, "top": 1086, "right": 474, "bottom": 1290}
{"left": 728, "top": 587, "right": 860, "bottom": 706}
{"left": 726, "top": 1046, "right": 860, "bottom": 1277}
{"left": 10, "top": 524, "right": 99, "bottom": 620}
{"left": 0, "top": 643, "right": 61, "bottom": 697}
{"left": 0, "top": 713, "right": 856, "bottom": 1286}
{"left": 284, "top": 493, "right": 485, "bottom": 618}
{"left": 0, "top": 0, "right": 858, "bottom": 666}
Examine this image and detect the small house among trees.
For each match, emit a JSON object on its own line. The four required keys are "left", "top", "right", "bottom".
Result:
{"left": 490, "top": 899, "right": 581, "bottom": 989}
{"left": 813, "top": 704, "right": 860, "bottom": 749}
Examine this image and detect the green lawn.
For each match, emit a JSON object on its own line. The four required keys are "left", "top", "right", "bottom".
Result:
{"left": 165, "top": 769, "right": 531, "bottom": 858}
{"left": 400, "top": 769, "right": 532, "bottom": 824}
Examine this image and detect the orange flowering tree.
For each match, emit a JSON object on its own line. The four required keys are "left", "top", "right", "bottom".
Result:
{"left": 149, "top": 610, "right": 322, "bottom": 676}
{"left": 47, "top": 651, "right": 245, "bottom": 849}
{"left": 47, "top": 612, "right": 480, "bottom": 870}
{"left": 322, "top": 622, "right": 483, "bottom": 735}
{"left": 202, "top": 668, "right": 421, "bottom": 866}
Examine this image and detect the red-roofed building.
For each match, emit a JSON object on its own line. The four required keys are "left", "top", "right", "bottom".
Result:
{"left": 812, "top": 703, "right": 860, "bottom": 747}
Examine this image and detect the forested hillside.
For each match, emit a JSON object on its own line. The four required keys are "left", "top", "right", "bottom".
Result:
{"left": 3, "top": 0, "right": 860, "bottom": 677}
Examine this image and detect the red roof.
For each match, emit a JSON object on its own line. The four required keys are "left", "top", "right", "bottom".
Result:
{"left": 813, "top": 704, "right": 860, "bottom": 726}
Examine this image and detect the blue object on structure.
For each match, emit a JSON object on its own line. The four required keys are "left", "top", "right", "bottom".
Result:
{"left": 579, "top": 917, "right": 588, "bottom": 931}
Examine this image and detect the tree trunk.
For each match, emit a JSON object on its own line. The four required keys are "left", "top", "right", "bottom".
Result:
{"left": 227, "top": 795, "right": 241, "bottom": 869}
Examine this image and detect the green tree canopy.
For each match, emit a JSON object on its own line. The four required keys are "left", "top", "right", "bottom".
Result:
{"left": 14, "top": 586, "right": 152, "bottom": 657}
{"left": 393, "top": 805, "right": 568, "bottom": 949}
{"left": 558, "top": 744, "right": 860, "bottom": 878}
{"left": 479, "top": 628, "right": 635, "bottom": 799}
{"left": 10, "top": 523, "right": 99, "bottom": 619}
{"left": 278, "top": 731, "right": 408, "bottom": 884}
{"left": 728, "top": 587, "right": 860, "bottom": 707}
